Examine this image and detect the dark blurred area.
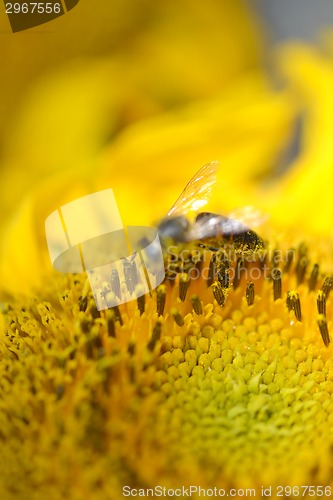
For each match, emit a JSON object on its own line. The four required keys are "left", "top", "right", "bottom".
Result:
{"left": 252, "top": 0, "right": 333, "bottom": 43}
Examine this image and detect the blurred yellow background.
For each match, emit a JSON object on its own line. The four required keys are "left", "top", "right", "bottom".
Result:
{"left": 1, "top": 0, "right": 333, "bottom": 296}
{"left": 0, "top": 0, "right": 262, "bottom": 214}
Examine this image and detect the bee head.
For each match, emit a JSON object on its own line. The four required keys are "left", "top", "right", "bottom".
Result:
{"left": 157, "top": 215, "right": 190, "bottom": 243}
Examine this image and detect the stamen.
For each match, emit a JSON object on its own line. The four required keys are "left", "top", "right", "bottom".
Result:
{"left": 79, "top": 295, "right": 88, "bottom": 312}
{"left": 298, "top": 242, "right": 308, "bottom": 258}
{"left": 211, "top": 282, "right": 226, "bottom": 306}
{"left": 191, "top": 295, "right": 203, "bottom": 315}
{"left": 165, "top": 267, "right": 177, "bottom": 285}
{"left": 246, "top": 281, "right": 255, "bottom": 306}
{"left": 272, "top": 268, "right": 282, "bottom": 301}
{"left": 147, "top": 320, "right": 162, "bottom": 351}
{"left": 194, "top": 257, "right": 202, "bottom": 275}
{"left": 179, "top": 273, "right": 191, "bottom": 301}
{"left": 90, "top": 304, "right": 101, "bottom": 319}
{"left": 171, "top": 308, "right": 184, "bottom": 327}
{"left": 318, "top": 314, "right": 330, "bottom": 347}
{"left": 317, "top": 290, "right": 326, "bottom": 316}
{"left": 217, "top": 261, "right": 230, "bottom": 289}
{"left": 79, "top": 279, "right": 90, "bottom": 312}
{"left": 112, "top": 305, "right": 123, "bottom": 326}
{"left": 137, "top": 295, "right": 145, "bottom": 316}
{"left": 296, "top": 256, "right": 308, "bottom": 285}
{"left": 80, "top": 318, "right": 91, "bottom": 334}
{"left": 308, "top": 263, "right": 319, "bottom": 291}
{"left": 165, "top": 252, "right": 178, "bottom": 285}
{"left": 322, "top": 276, "right": 333, "bottom": 299}
{"left": 128, "top": 341, "right": 136, "bottom": 355}
{"left": 207, "top": 253, "right": 217, "bottom": 287}
{"left": 156, "top": 285, "right": 166, "bottom": 316}
{"left": 106, "top": 310, "right": 116, "bottom": 337}
{"left": 191, "top": 251, "right": 202, "bottom": 267}
{"left": 272, "top": 248, "right": 279, "bottom": 268}
{"left": 233, "top": 258, "right": 244, "bottom": 290}
{"left": 286, "top": 290, "right": 302, "bottom": 321}
{"left": 284, "top": 248, "right": 295, "bottom": 272}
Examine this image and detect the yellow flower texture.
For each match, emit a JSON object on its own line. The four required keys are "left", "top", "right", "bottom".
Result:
{"left": 2, "top": 4, "right": 333, "bottom": 500}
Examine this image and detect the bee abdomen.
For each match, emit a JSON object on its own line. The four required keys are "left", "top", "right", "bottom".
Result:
{"left": 232, "top": 230, "right": 264, "bottom": 251}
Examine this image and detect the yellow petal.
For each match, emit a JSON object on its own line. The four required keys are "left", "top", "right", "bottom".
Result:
{"left": 97, "top": 73, "right": 295, "bottom": 225}
{"left": 0, "top": 0, "right": 262, "bottom": 222}
{"left": 0, "top": 71, "right": 295, "bottom": 296}
{"left": 262, "top": 44, "right": 333, "bottom": 235}
{"left": 0, "top": 196, "right": 44, "bottom": 295}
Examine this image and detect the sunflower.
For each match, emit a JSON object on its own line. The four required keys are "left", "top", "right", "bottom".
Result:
{"left": 2, "top": 2, "right": 333, "bottom": 499}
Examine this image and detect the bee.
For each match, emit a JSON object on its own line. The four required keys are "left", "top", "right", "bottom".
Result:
{"left": 157, "top": 161, "right": 265, "bottom": 252}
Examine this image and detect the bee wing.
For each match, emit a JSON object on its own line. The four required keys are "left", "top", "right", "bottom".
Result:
{"left": 227, "top": 206, "right": 268, "bottom": 228}
{"left": 167, "top": 161, "right": 219, "bottom": 218}
{"left": 187, "top": 207, "right": 267, "bottom": 241}
{"left": 188, "top": 214, "right": 249, "bottom": 241}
